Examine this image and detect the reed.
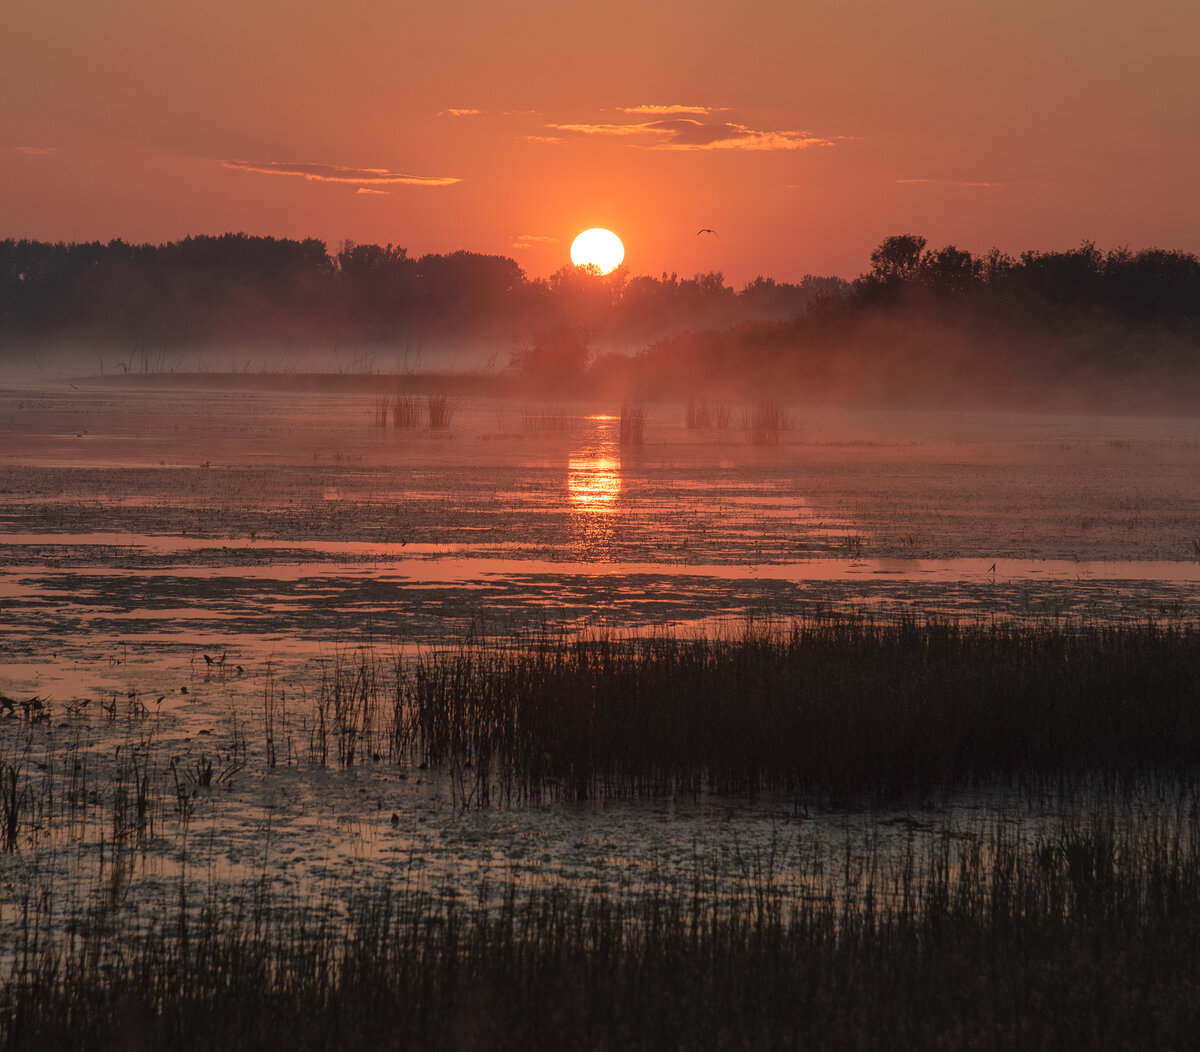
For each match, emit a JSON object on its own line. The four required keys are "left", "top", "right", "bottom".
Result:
{"left": 6, "top": 808, "right": 1200, "bottom": 1049}
{"left": 521, "top": 404, "right": 569, "bottom": 431}
{"left": 747, "top": 400, "right": 786, "bottom": 444}
{"left": 401, "top": 619, "right": 1200, "bottom": 801}
{"left": 684, "top": 397, "right": 731, "bottom": 430}
{"left": 426, "top": 394, "right": 455, "bottom": 430}
{"left": 391, "top": 393, "right": 421, "bottom": 429}
{"left": 619, "top": 403, "right": 645, "bottom": 447}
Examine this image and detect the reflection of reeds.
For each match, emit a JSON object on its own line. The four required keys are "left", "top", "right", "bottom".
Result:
{"left": 619, "top": 403, "right": 645, "bottom": 447}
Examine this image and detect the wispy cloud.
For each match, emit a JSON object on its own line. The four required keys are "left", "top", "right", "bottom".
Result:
{"left": 545, "top": 119, "right": 832, "bottom": 152}
{"left": 13, "top": 145, "right": 57, "bottom": 155}
{"left": 549, "top": 123, "right": 650, "bottom": 137}
{"left": 356, "top": 187, "right": 390, "bottom": 196}
{"left": 512, "top": 234, "right": 555, "bottom": 249}
{"left": 617, "top": 104, "right": 717, "bottom": 116}
{"left": 221, "top": 159, "right": 460, "bottom": 188}
{"left": 521, "top": 134, "right": 565, "bottom": 144}
{"left": 440, "top": 108, "right": 481, "bottom": 117}
{"left": 897, "top": 177, "right": 997, "bottom": 188}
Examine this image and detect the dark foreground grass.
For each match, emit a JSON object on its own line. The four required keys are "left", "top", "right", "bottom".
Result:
{"left": 405, "top": 620, "right": 1200, "bottom": 801}
{"left": 5, "top": 817, "right": 1200, "bottom": 1050}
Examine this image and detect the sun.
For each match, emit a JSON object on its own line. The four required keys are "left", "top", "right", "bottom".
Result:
{"left": 570, "top": 228, "right": 624, "bottom": 274}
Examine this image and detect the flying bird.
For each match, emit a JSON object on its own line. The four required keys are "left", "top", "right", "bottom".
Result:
{"left": 696, "top": 228, "right": 719, "bottom": 237}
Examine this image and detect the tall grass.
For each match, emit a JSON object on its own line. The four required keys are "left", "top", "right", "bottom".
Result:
{"left": 6, "top": 810, "right": 1200, "bottom": 1049}
{"left": 521, "top": 404, "right": 569, "bottom": 431}
{"left": 619, "top": 403, "right": 645, "bottom": 447}
{"left": 401, "top": 619, "right": 1200, "bottom": 801}
{"left": 7, "top": 624, "right": 1200, "bottom": 1044}
{"left": 747, "top": 400, "right": 786, "bottom": 444}
{"left": 391, "top": 393, "right": 421, "bottom": 429}
{"left": 426, "top": 394, "right": 455, "bottom": 430}
{"left": 683, "top": 397, "right": 731, "bottom": 430}
{"left": 204, "top": 619, "right": 1200, "bottom": 802}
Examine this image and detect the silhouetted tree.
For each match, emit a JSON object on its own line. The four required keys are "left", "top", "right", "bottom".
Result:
{"left": 869, "top": 234, "right": 928, "bottom": 285}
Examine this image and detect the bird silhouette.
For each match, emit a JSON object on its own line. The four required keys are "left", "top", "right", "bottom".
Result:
{"left": 696, "top": 228, "right": 719, "bottom": 237}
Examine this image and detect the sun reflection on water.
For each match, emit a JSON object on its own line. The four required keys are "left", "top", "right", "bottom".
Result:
{"left": 568, "top": 455, "right": 621, "bottom": 511}
{"left": 567, "top": 416, "right": 623, "bottom": 558}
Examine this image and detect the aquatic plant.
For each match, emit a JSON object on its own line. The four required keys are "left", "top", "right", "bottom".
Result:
{"left": 426, "top": 394, "right": 455, "bottom": 430}
{"left": 619, "top": 403, "right": 645, "bottom": 446}
{"left": 5, "top": 807, "right": 1200, "bottom": 1049}
{"left": 747, "top": 400, "right": 786, "bottom": 444}
{"left": 401, "top": 619, "right": 1200, "bottom": 802}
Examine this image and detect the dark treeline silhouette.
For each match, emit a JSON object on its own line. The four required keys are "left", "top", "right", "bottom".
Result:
{"left": 3, "top": 231, "right": 1198, "bottom": 410}
{"left": 0, "top": 232, "right": 841, "bottom": 365}
{"left": 616, "top": 235, "right": 1200, "bottom": 412}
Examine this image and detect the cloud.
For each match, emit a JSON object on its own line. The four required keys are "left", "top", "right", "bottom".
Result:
{"left": 897, "top": 177, "right": 997, "bottom": 188}
{"left": 549, "top": 123, "right": 649, "bottom": 137}
{"left": 512, "top": 234, "right": 555, "bottom": 249}
{"left": 221, "top": 159, "right": 460, "bottom": 187}
{"left": 617, "top": 104, "right": 716, "bottom": 116}
{"left": 544, "top": 119, "right": 832, "bottom": 152}
{"left": 13, "top": 145, "right": 57, "bottom": 155}
{"left": 440, "top": 108, "right": 481, "bottom": 117}
{"left": 356, "top": 187, "right": 390, "bottom": 195}
{"left": 521, "top": 134, "right": 565, "bottom": 144}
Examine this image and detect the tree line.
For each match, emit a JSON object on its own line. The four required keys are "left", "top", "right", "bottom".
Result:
{"left": 0, "top": 233, "right": 842, "bottom": 354}
{"left": 3, "top": 231, "right": 1197, "bottom": 410}
{"left": 615, "top": 235, "right": 1200, "bottom": 411}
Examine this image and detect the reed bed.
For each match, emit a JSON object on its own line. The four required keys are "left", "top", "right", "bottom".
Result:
{"left": 683, "top": 397, "right": 731, "bottom": 430}
{"left": 619, "top": 403, "right": 645, "bottom": 447}
{"left": 425, "top": 394, "right": 455, "bottom": 430}
{"left": 6, "top": 623, "right": 1200, "bottom": 1045}
{"left": 371, "top": 393, "right": 424, "bottom": 429}
{"left": 747, "top": 400, "right": 786, "bottom": 444}
{"left": 520, "top": 404, "right": 570, "bottom": 431}
{"left": 392, "top": 393, "right": 421, "bottom": 429}
{"left": 401, "top": 619, "right": 1200, "bottom": 801}
{"left": 5, "top": 808, "right": 1200, "bottom": 1049}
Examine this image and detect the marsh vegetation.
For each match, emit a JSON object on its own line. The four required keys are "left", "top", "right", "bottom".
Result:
{"left": 4, "top": 621, "right": 1200, "bottom": 1047}
{"left": 3, "top": 386, "right": 1200, "bottom": 1046}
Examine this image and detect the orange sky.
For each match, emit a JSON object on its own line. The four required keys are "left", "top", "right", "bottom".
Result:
{"left": 3, "top": 0, "right": 1198, "bottom": 283}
